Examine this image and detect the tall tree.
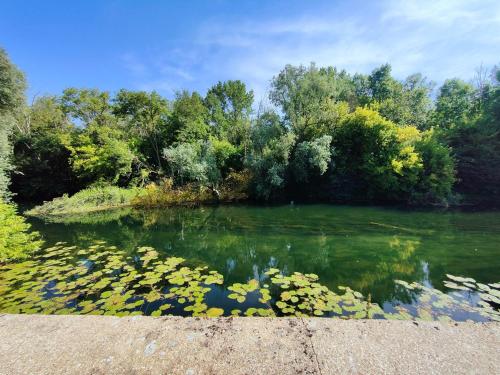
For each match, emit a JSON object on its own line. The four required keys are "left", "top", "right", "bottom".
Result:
{"left": 60, "top": 88, "right": 111, "bottom": 127}
{"left": 205, "top": 80, "right": 253, "bottom": 148}
{"left": 113, "top": 90, "right": 169, "bottom": 172}
{"left": 11, "top": 96, "right": 77, "bottom": 201}
{"left": 169, "top": 91, "right": 209, "bottom": 144}
{"left": 0, "top": 48, "right": 26, "bottom": 199}
{"left": 270, "top": 64, "right": 356, "bottom": 141}
{"left": 433, "top": 79, "right": 476, "bottom": 129}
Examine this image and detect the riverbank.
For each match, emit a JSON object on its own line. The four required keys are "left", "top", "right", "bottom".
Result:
{"left": 0, "top": 314, "right": 498, "bottom": 374}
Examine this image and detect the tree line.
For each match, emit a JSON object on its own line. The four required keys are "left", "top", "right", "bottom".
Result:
{"left": 1, "top": 47, "right": 499, "bottom": 207}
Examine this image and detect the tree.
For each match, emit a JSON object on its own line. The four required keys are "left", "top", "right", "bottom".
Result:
{"left": 60, "top": 88, "right": 111, "bottom": 126}
{"left": 169, "top": 91, "right": 209, "bottom": 143}
{"left": 163, "top": 141, "right": 227, "bottom": 198}
{"left": 432, "top": 79, "right": 476, "bottom": 129}
{"left": 401, "top": 73, "right": 434, "bottom": 129}
{"left": 113, "top": 89, "right": 170, "bottom": 171}
{"left": 411, "top": 132, "right": 455, "bottom": 205}
{"left": 329, "top": 107, "right": 404, "bottom": 201}
{"left": 251, "top": 108, "right": 285, "bottom": 154}
{"left": 205, "top": 80, "right": 253, "bottom": 148}
{"left": 249, "top": 132, "right": 296, "bottom": 200}
{"left": 11, "top": 96, "right": 77, "bottom": 201}
{"left": 291, "top": 135, "right": 332, "bottom": 183}
{"left": 367, "top": 66, "right": 433, "bottom": 129}
{"left": 0, "top": 48, "right": 26, "bottom": 200}
{"left": 444, "top": 69, "right": 500, "bottom": 205}
{"left": 270, "top": 63, "right": 353, "bottom": 141}
{"left": 163, "top": 142, "right": 206, "bottom": 186}
{"left": 210, "top": 138, "right": 240, "bottom": 177}
{"left": 368, "top": 64, "right": 396, "bottom": 102}
{"left": 65, "top": 124, "right": 134, "bottom": 185}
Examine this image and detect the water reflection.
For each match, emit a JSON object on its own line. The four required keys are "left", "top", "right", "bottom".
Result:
{"left": 28, "top": 204, "right": 500, "bottom": 307}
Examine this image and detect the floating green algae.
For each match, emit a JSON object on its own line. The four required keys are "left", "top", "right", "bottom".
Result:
{"left": 0, "top": 242, "right": 498, "bottom": 321}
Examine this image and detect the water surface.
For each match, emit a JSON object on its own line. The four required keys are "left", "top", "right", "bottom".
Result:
{"left": 23, "top": 204, "right": 499, "bottom": 316}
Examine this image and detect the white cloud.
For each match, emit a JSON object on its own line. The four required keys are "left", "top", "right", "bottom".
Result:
{"left": 121, "top": 0, "right": 500, "bottom": 101}
{"left": 381, "top": 0, "right": 500, "bottom": 26}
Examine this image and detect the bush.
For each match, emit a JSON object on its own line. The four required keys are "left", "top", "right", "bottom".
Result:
{"left": 132, "top": 172, "right": 250, "bottom": 208}
{"left": 410, "top": 132, "right": 455, "bottom": 205}
{"left": 0, "top": 201, "right": 43, "bottom": 263}
{"left": 329, "top": 107, "right": 402, "bottom": 201}
{"left": 132, "top": 179, "right": 212, "bottom": 208}
{"left": 26, "top": 185, "right": 142, "bottom": 217}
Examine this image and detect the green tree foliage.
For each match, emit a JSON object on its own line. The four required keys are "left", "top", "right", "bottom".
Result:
{"left": 329, "top": 107, "right": 403, "bottom": 201}
{"left": 1, "top": 43, "right": 493, "bottom": 207}
{"left": 0, "top": 201, "right": 43, "bottom": 263}
{"left": 270, "top": 64, "right": 353, "bottom": 141}
{"left": 205, "top": 80, "right": 253, "bottom": 148}
{"left": 0, "top": 48, "right": 26, "bottom": 200}
{"left": 364, "top": 65, "right": 433, "bottom": 129}
{"left": 328, "top": 108, "right": 454, "bottom": 204}
{"left": 60, "top": 88, "right": 111, "bottom": 126}
{"left": 444, "top": 70, "right": 500, "bottom": 204}
{"left": 113, "top": 89, "right": 170, "bottom": 171}
{"left": 60, "top": 88, "right": 136, "bottom": 186}
{"left": 0, "top": 115, "right": 14, "bottom": 199}
{"left": 251, "top": 109, "right": 285, "bottom": 153}
{"left": 250, "top": 133, "right": 295, "bottom": 200}
{"left": 291, "top": 135, "right": 332, "bottom": 183}
{"left": 432, "top": 79, "right": 476, "bottom": 129}
{"left": 163, "top": 141, "right": 228, "bottom": 197}
{"left": 12, "top": 96, "right": 77, "bottom": 201}
{"left": 210, "top": 138, "right": 240, "bottom": 177}
{"left": 163, "top": 142, "right": 206, "bottom": 185}
{"left": 169, "top": 91, "right": 209, "bottom": 143}
{"left": 66, "top": 124, "right": 134, "bottom": 185}
{"left": 411, "top": 132, "right": 455, "bottom": 204}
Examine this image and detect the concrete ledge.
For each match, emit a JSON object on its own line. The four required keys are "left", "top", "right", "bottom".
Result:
{"left": 0, "top": 314, "right": 498, "bottom": 374}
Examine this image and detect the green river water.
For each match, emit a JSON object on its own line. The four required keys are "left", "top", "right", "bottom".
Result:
{"left": 1, "top": 205, "right": 498, "bottom": 320}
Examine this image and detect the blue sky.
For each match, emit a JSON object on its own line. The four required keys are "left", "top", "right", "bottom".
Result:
{"left": 1, "top": 0, "right": 499, "bottom": 103}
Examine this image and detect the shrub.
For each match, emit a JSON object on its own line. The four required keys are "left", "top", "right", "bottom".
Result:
{"left": 26, "top": 185, "right": 141, "bottom": 217}
{"left": 0, "top": 202, "right": 43, "bottom": 263}
{"left": 132, "top": 172, "right": 250, "bottom": 208}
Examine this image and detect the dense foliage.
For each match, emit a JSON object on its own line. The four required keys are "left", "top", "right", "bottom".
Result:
{"left": 0, "top": 201, "right": 43, "bottom": 263}
{"left": 1, "top": 46, "right": 499, "bottom": 208}
{"left": 0, "top": 48, "right": 26, "bottom": 200}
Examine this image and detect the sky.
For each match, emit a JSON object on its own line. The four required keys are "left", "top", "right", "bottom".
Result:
{"left": 1, "top": 0, "right": 499, "bottom": 103}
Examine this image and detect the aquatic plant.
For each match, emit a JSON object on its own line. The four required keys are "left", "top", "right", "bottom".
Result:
{"left": 0, "top": 242, "right": 498, "bottom": 321}
{"left": 264, "top": 268, "right": 384, "bottom": 318}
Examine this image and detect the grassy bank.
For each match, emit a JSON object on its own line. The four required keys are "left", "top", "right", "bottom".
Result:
{"left": 26, "top": 186, "right": 143, "bottom": 217}
{"left": 27, "top": 175, "right": 249, "bottom": 218}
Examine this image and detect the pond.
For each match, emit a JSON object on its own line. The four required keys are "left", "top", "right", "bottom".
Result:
{"left": 1, "top": 205, "right": 499, "bottom": 320}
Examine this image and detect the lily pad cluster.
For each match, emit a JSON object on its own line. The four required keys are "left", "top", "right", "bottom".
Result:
{"left": 392, "top": 279, "right": 499, "bottom": 322}
{"left": 226, "top": 279, "right": 275, "bottom": 317}
{"left": 264, "top": 268, "right": 384, "bottom": 318}
{"left": 0, "top": 243, "right": 223, "bottom": 317}
{"left": 0, "top": 242, "right": 498, "bottom": 321}
{"left": 443, "top": 275, "right": 500, "bottom": 321}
